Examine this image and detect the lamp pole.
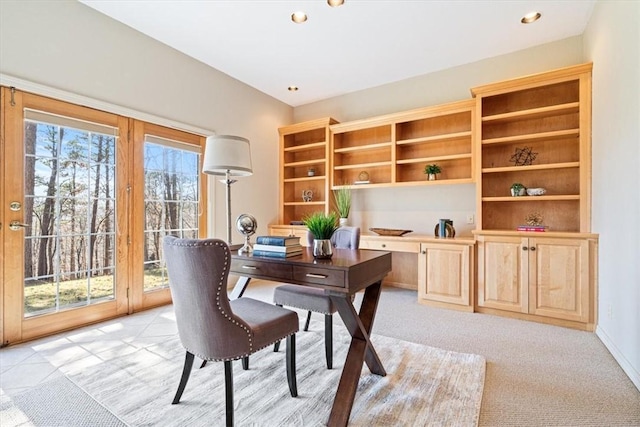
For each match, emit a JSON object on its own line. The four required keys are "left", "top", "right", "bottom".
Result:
{"left": 222, "top": 170, "right": 237, "bottom": 245}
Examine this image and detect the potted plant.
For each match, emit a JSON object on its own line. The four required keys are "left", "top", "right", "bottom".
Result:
{"left": 303, "top": 211, "right": 339, "bottom": 259}
{"left": 333, "top": 186, "right": 351, "bottom": 226}
{"left": 424, "top": 164, "right": 442, "bottom": 181}
{"left": 510, "top": 182, "right": 526, "bottom": 196}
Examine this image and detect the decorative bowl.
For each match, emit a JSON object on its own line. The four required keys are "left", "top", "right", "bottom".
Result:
{"left": 369, "top": 228, "right": 413, "bottom": 237}
{"left": 526, "top": 188, "right": 546, "bottom": 196}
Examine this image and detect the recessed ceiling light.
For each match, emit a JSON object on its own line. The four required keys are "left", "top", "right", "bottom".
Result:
{"left": 288, "top": 86, "right": 299, "bottom": 92}
{"left": 291, "top": 11, "right": 307, "bottom": 23}
{"left": 327, "top": 0, "right": 345, "bottom": 6}
{"left": 521, "top": 11, "right": 541, "bottom": 24}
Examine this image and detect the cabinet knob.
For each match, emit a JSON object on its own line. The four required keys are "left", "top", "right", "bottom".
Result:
{"left": 381, "top": 244, "right": 386, "bottom": 248}
{"left": 522, "top": 246, "right": 528, "bottom": 251}
{"left": 421, "top": 250, "right": 426, "bottom": 254}
{"left": 530, "top": 246, "right": 536, "bottom": 251}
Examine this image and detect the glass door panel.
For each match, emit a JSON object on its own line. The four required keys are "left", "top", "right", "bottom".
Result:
{"left": 1, "top": 89, "right": 129, "bottom": 344}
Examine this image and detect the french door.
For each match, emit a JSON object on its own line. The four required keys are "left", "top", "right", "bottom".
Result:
{"left": 0, "top": 88, "right": 206, "bottom": 344}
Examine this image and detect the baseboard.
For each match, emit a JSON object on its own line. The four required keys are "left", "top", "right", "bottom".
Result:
{"left": 596, "top": 325, "right": 640, "bottom": 392}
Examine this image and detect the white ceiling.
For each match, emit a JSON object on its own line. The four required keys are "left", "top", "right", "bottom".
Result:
{"left": 80, "top": 0, "right": 596, "bottom": 107}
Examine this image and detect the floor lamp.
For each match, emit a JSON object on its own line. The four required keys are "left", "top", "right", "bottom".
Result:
{"left": 202, "top": 135, "right": 253, "bottom": 245}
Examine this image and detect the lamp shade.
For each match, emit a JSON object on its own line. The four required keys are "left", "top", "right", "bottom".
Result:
{"left": 202, "top": 135, "right": 253, "bottom": 177}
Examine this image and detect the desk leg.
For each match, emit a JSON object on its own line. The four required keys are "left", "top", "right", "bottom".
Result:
{"left": 327, "top": 280, "right": 385, "bottom": 427}
{"left": 229, "top": 276, "right": 251, "bottom": 300}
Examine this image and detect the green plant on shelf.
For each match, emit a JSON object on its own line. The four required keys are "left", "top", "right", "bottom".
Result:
{"left": 333, "top": 186, "right": 351, "bottom": 219}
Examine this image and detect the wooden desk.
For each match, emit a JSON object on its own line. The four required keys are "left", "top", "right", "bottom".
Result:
{"left": 230, "top": 247, "right": 392, "bottom": 427}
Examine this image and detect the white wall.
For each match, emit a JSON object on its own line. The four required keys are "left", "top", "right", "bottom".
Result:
{"left": 583, "top": 0, "right": 640, "bottom": 390}
{"left": 0, "top": 0, "right": 293, "bottom": 240}
{"left": 294, "top": 37, "right": 584, "bottom": 237}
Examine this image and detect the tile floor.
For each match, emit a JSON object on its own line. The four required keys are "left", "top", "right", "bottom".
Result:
{"left": 0, "top": 305, "right": 178, "bottom": 399}
{"left": 0, "top": 281, "right": 280, "bottom": 400}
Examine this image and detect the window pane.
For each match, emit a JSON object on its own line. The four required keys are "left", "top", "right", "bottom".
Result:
{"left": 143, "top": 140, "right": 200, "bottom": 294}
{"left": 23, "top": 117, "right": 118, "bottom": 317}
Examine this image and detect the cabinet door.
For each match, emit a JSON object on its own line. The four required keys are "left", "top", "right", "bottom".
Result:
{"left": 418, "top": 243, "right": 470, "bottom": 307}
{"left": 528, "top": 238, "right": 589, "bottom": 322}
{"left": 477, "top": 236, "right": 528, "bottom": 313}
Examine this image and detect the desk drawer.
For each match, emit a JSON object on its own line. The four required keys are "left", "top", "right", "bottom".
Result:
{"left": 231, "top": 259, "right": 292, "bottom": 281}
{"left": 360, "top": 239, "right": 419, "bottom": 253}
{"left": 293, "top": 266, "right": 345, "bottom": 288}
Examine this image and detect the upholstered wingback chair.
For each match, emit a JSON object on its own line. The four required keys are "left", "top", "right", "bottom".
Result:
{"left": 274, "top": 226, "right": 360, "bottom": 369}
{"left": 163, "top": 236, "right": 299, "bottom": 426}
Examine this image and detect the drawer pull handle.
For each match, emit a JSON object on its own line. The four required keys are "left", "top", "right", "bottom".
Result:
{"left": 242, "top": 265, "right": 258, "bottom": 270}
{"left": 306, "top": 273, "right": 328, "bottom": 279}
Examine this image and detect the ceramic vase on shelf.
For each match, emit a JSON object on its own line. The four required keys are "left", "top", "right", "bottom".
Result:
{"left": 339, "top": 217, "right": 348, "bottom": 227}
{"left": 312, "top": 239, "right": 333, "bottom": 259}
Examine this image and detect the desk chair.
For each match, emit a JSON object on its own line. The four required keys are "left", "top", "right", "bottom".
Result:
{"left": 163, "top": 236, "right": 299, "bottom": 426}
{"left": 272, "top": 226, "right": 360, "bottom": 369}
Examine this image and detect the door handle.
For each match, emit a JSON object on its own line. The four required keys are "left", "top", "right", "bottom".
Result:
{"left": 9, "top": 221, "right": 30, "bottom": 231}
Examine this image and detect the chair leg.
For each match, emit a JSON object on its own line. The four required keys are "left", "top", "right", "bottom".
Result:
{"left": 303, "top": 311, "right": 312, "bottom": 331}
{"left": 224, "top": 360, "right": 234, "bottom": 427}
{"left": 286, "top": 334, "right": 297, "bottom": 397}
{"left": 242, "top": 356, "right": 249, "bottom": 370}
{"left": 274, "top": 305, "right": 283, "bottom": 352}
{"left": 172, "top": 351, "right": 195, "bottom": 404}
{"left": 324, "top": 314, "right": 333, "bottom": 369}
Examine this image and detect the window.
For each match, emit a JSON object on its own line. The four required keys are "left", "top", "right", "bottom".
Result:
{"left": 143, "top": 136, "right": 200, "bottom": 291}
{"left": 23, "top": 110, "right": 118, "bottom": 316}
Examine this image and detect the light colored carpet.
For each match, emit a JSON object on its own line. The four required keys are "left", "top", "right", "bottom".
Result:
{"left": 0, "top": 376, "right": 126, "bottom": 427}
{"left": 66, "top": 323, "right": 485, "bottom": 426}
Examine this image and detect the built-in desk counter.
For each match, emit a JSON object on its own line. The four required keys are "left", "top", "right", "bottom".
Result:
{"left": 268, "top": 225, "right": 475, "bottom": 311}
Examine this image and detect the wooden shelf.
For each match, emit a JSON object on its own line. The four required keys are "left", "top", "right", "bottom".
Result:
{"left": 397, "top": 153, "right": 471, "bottom": 165}
{"left": 283, "top": 176, "right": 326, "bottom": 183}
{"left": 482, "top": 102, "right": 580, "bottom": 123}
{"left": 283, "top": 141, "right": 326, "bottom": 152}
{"left": 396, "top": 131, "right": 471, "bottom": 146}
{"left": 481, "top": 162, "right": 580, "bottom": 174}
{"left": 279, "top": 117, "right": 337, "bottom": 224}
{"left": 330, "top": 99, "right": 474, "bottom": 187}
{"left": 334, "top": 141, "right": 392, "bottom": 153}
{"left": 482, "top": 129, "right": 579, "bottom": 145}
{"left": 334, "top": 161, "right": 392, "bottom": 170}
{"left": 482, "top": 195, "right": 580, "bottom": 202}
{"left": 284, "top": 201, "right": 325, "bottom": 206}
{"left": 473, "top": 63, "right": 592, "bottom": 233}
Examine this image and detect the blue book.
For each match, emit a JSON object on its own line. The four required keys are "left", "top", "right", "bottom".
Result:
{"left": 252, "top": 249, "right": 303, "bottom": 258}
{"left": 255, "top": 236, "right": 301, "bottom": 246}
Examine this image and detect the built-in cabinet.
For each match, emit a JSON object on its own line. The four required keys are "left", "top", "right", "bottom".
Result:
{"left": 471, "top": 63, "right": 592, "bottom": 232}
{"left": 418, "top": 240, "right": 474, "bottom": 311}
{"left": 271, "top": 63, "right": 597, "bottom": 331}
{"left": 475, "top": 232, "right": 597, "bottom": 329}
{"left": 331, "top": 100, "right": 474, "bottom": 188}
{"left": 278, "top": 117, "right": 337, "bottom": 225}
{"left": 471, "top": 63, "right": 596, "bottom": 331}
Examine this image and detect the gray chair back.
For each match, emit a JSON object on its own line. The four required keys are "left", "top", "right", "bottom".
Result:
{"left": 163, "top": 236, "right": 252, "bottom": 361}
{"left": 306, "top": 226, "right": 360, "bottom": 249}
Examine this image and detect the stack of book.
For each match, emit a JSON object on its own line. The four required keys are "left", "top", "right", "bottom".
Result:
{"left": 517, "top": 225, "right": 549, "bottom": 232}
{"left": 252, "top": 235, "right": 303, "bottom": 258}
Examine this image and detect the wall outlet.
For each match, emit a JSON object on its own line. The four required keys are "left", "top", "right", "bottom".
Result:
{"left": 466, "top": 213, "right": 475, "bottom": 224}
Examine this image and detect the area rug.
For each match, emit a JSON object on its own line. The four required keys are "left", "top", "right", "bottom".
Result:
{"left": 0, "top": 376, "right": 126, "bottom": 427}
{"left": 67, "top": 323, "right": 485, "bottom": 426}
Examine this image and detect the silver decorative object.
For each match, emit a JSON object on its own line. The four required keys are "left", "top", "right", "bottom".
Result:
{"left": 236, "top": 213, "right": 257, "bottom": 255}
